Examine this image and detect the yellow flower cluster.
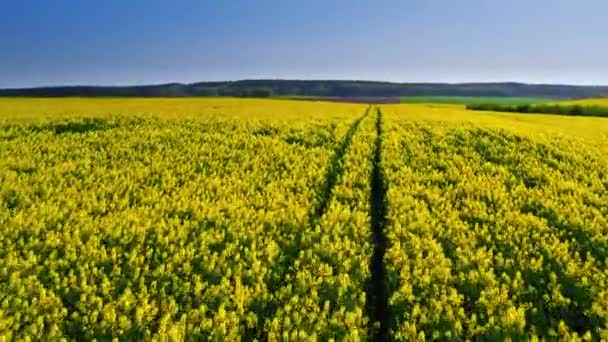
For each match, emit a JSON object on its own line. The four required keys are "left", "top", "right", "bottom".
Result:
{"left": 0, "top": 98, "right": 369, "bottom": 339}
{"left": 267, "top": 106, "right": 376, "bottom": 340}
{"left": 2, "top": 98, "right": 608, "bottom": 340}
{"left": 382, "top": 105, "right": 608, "bottom": 340}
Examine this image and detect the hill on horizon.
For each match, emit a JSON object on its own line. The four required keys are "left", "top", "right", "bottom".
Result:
{"left": 2, "top": 80, "right": 608, "bottom": 99}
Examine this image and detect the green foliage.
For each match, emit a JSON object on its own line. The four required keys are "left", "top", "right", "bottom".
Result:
{"left": 3, "top": 80, "right": 608, "bottom": 99}
{"left": 467, "top": 103, "right": 608, "bottom": 117}
{"left": 401, "top": 96, "right": 550, "bottom": 105}
{"left": 241, "top": 88, "right": 273, "bottom": 98}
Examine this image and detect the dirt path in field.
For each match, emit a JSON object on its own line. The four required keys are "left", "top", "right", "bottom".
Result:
{"left": 366, "top": 106, "right": 390, "bottom": 341}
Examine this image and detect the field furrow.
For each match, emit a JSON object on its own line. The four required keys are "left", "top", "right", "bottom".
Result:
{"left": 0, "top": 99, "right": 368, "bottom": 339}
{"left": 264, "top": 106, "right": 377, "bottom": 340}
{"left": 2, "top": 98, "right": 608, "bottom": 340}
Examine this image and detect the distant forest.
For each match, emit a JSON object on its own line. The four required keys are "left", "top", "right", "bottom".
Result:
{"left": 468, "top": 103, "right": 608, "bottom": 118}
{"left": 2, "top": 80, "right": 608, "bottom": 99}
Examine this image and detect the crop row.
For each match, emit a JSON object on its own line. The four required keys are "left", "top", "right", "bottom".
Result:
{"left": 0, "top": 104, "right": 370, "bottom": 339}
{"left": 382, "top": 108, "right": 608, "bottom": 340}
{"left": 2, "top": 99, "right": 608, "bottom": 340}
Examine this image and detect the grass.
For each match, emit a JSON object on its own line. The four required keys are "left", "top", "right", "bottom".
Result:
{"left": 400, "top": 96, "right": 551, "bottom": 105}
{"left": 467, "top": 103, "right": 608, "bottom": 118}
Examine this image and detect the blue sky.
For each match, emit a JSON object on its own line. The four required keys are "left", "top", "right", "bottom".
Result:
{"left": 1, "top": 0, "right": 607, "bottom": 87}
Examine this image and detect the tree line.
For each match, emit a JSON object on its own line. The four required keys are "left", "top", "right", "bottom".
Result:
{"left": 467, "top": 103, "right": 608, "bottom": 117}
{"left": 2, "top": 80, "right": 608, "bottom": 99}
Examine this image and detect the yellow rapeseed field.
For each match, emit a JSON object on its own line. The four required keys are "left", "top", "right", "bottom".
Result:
{"left": 557, "top": 97, "right": 608, "bottom": 107}
{"left": 1, "top": 98, "right": 608, "bottom": 340}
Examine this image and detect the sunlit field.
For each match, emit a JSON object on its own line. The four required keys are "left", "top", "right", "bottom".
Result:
{"left": 400, "top": 96, "right": 549, "bottom": 105}
{"left": 557, "top": 97, "right": 608, "bottom": 107}
{"left": 2, "top": 98, "right": 608, "bottom": 340}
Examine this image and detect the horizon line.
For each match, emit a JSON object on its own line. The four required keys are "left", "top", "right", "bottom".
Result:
{"left": 2, "top": 78, "right": 608, "bottom": 90}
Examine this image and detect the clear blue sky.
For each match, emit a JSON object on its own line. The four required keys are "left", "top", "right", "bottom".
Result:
{"left": 1, "top": 0, "right": 607, "bottom": 87}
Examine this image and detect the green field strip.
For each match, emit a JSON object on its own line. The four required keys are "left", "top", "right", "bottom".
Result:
{"left": 400, "top": 96, "right": 551, "bottom": 105}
